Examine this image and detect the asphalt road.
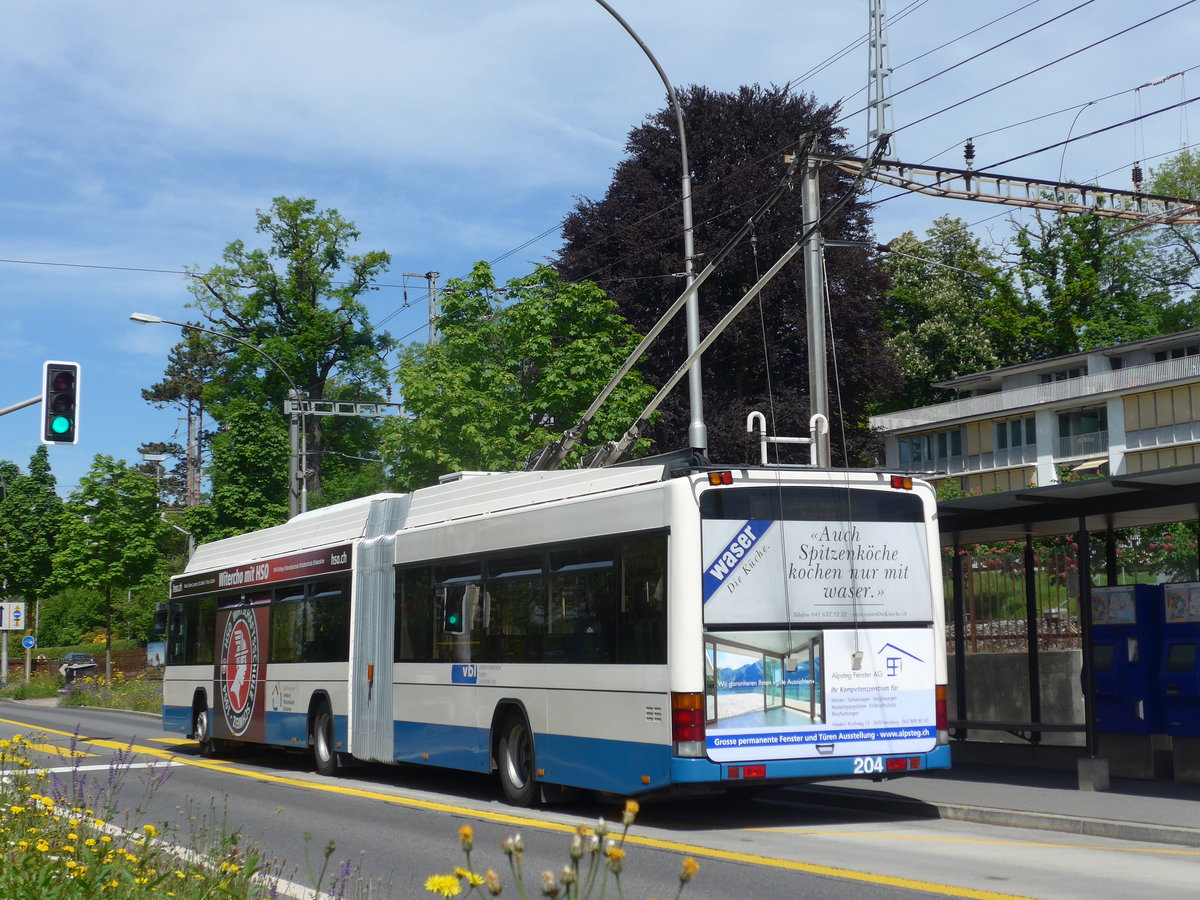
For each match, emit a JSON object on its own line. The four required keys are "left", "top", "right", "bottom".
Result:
{"left": 1, "top": 701, "right": 1195, "bottom": 899}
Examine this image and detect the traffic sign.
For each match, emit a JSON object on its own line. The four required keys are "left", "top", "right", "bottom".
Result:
{"left": 21, "top": 636, "right": 35, "bottom": 650}
{"left": 0, "top": 603, "right": 25, "bottom": 631}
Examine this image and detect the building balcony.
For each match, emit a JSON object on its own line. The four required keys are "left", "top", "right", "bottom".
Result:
{"left": 871, "top": 356, "right": 1200, "bottom": 432}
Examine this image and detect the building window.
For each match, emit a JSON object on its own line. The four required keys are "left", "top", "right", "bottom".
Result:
{"left": 898, "top": 428, "right": 962, "bottom": 468}
{"left": 1154, "top": 344, "right": 1200, "bottom": 362}
{"left": 1038, "top": 367, "right": 1084, "bottom": 384}
{"left": 995, "top": 417, "right": 1036, "bottom": 451}
{"left": 1058, "top": 406, "right": 1107, "bottom": 457}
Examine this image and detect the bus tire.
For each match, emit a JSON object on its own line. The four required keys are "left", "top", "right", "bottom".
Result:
{"left": 497, "top": 713, "right": 537, "bottom": 807}
{"left": 312, "top": 705, "right": 338, "bottom": 777}
{"left": 195, "top": 707, "right": 219, "bottom": 759}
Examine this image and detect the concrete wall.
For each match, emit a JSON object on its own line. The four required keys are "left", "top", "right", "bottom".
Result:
{"left": 948, "top": 649, "right": 1084, "bottom": 746}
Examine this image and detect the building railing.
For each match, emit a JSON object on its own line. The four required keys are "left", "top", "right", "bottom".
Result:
{"left": 1057, "top": 430, "right": 1108, "bottom": 459}
{"left": 872, "top": 356, "right": 1200, "bottom": 431}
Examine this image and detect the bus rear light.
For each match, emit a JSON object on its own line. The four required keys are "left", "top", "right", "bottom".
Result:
{"left": 728, "top": 764, "right": 766, "bottom": 780}
{"left": 707, "top": 471, "right": 733, "bottom": 485}
{"left": 935, "top": 683, "right": 948, "bottom": 743}
{"left": 885, "top": 756, "right": 922, "bottom": 772}
{"left": 890, "top": 474, "right": 913, "bottom": 490}
{"left": 671, "top": 692, "right": 706, "bottom": 744}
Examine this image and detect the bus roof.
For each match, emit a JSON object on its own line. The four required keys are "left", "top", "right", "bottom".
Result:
{"left": 182, "top": 466, "right": 669, "bottom": 575}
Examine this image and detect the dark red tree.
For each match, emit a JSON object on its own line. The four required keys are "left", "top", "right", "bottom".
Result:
{"left": 556, "top": 84, "right": 898, "bottom": 465}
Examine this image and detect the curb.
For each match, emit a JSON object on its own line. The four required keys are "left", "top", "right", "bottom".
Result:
{"left": 792, "top": 785, "right": 1200, "bottom": 849}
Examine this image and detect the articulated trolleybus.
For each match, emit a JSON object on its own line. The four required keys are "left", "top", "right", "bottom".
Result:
{"left": 161, "top": 463, "right": 949, "bottom": 805}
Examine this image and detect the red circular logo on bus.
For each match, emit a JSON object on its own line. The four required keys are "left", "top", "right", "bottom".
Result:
{"left": 220, "top": 607, "right": 260, "bottom": 735}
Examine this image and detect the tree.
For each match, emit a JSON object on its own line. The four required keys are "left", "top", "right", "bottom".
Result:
{"left": 0, "top": 447, "right": 64, "bottom": 623}
{"left": 185, "top": 399, "right": 291, "bottom": 543}
{"left": 1011, "top": 209, "right": 1172, "bottom": 356}
{"left": 1147, "top": 149, "right": 1200, "bottom": 328}
{"left": 48, "top": 456, "right": 167, "bottom": 679}
{"left": 878, "top": 216, "right": 1030, "bottom": 409}
{"left": 556, "top": 84, "right": 896, "bottom": 464}
{"left": 141, "top": 327, "right": 224, "bottom": 507}
{"left": 186, "top": 197, "right": 396, "bottom": 504}
{"left": 382, "top": 262, "right": 656, "bottom": 489}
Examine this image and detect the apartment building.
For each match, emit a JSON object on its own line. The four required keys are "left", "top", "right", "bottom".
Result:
{"left": 870, "top": 328, "right": 1200, "bottom": 493}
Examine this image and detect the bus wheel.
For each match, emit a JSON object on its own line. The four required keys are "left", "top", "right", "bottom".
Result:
{"left": 312, "top": 706, "right": 338, "bottom": 777}
{"left": 195, "top": 707, "right": 218, "bottom": 759}
{"left": 497, "top": 714, "right": 537, "bottom": 807}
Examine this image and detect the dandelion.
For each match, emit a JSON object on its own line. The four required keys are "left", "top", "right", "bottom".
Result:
{"left": 424, "top": 873, "right": 463, "bottom": 897}
{"left": 679, "top": 856, "right": 700, "bottom": 884}
{"left": 455, "top": 866, "right": 485, "bottom": 886}
{"left": 143, "top": 823, "right": 158, "bottom": 837}
{"left": 540, "top": 869, "right": 560, "bottom": 897}
{"left": 36, "top": 839, "right": 49, "bottom": 852}
{"left": 622, "top": 799, "right": 640, "bottom": 826}
{"left": 459, "top": 824, "right": 474, "bottom": 852}
{"left": 485, "top": 869, "right": 502, "bottom": 895}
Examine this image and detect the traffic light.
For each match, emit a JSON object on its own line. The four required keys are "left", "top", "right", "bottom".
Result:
{"left": 442, "top": 595, "right": 465, "bottom": 634}
{"left": 41, "top": 361, "right": 80, "bottom": 445}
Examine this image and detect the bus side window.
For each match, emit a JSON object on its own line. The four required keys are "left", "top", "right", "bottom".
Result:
{"left": 396, "top": 567, "right": 435, "bottom": 662}
{"left": 618, "top": 535, "right": 667, "bottom": 664}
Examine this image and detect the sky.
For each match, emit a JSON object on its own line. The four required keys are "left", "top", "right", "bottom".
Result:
{"left": 1, "top": 0, "right": 1198, "bottom": 495}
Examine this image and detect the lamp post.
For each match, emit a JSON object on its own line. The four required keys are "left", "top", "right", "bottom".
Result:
{"left": 592, "top": 0, "right": 706, "bottom": 456}
{"left": 130, "top": 313, "right": 308, "bottom": 517}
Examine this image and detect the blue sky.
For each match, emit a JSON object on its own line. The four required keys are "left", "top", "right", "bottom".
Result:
{"left": 1, "top": 0, "right": 1197, "bottom": 494}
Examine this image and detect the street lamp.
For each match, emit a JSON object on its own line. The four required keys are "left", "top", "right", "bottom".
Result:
{"left": 592, "top": 0, "right": 706, "bottom": 456}
{"left": 129, "top": 312, "right": 308, "bottom": 517}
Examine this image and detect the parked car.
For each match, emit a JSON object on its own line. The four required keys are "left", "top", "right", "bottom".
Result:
{"left": 60, "top": 652, "right": 98, "bottom": 683}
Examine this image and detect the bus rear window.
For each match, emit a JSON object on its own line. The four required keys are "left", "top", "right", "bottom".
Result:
{"left": 700, "top": 486, "right": 923, "bottom": 523}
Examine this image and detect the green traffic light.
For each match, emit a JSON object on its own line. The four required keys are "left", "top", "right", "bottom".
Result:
{"left": 50, "top": 415, "right": 73, "bottom": 435}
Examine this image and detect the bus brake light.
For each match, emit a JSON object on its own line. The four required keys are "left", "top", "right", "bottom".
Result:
{"left": 890, "top": 474, "right": 913, "bottom": 490}
{"left": 707, "top": 471, "right": 733, "bottom": 486}
{"left": 671, "top": 692, "right": 705, "bottom": 742}
{"left": 936, "top": 683, "right": 948, "bottom": 742}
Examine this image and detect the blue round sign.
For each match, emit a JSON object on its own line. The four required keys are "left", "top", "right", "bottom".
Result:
{"left": 21, "top": 636, "right": 35, "bottom": 650}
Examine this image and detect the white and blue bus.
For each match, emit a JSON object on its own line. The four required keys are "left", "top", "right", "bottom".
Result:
{"left": 160, "top": 463, "right": 949, "bottom": 805}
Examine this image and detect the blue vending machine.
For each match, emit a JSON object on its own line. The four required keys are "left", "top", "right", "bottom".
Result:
{"left": 1161, "top": 584, "right": 1200, "bottom": 782}
{"left": 1090, "top": 584, "right": 1167, "bottom": 778}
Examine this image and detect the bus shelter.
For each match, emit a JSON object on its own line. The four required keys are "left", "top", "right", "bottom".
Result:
{"left": 936, "top": 463, "right": 1200, "bottom": 788}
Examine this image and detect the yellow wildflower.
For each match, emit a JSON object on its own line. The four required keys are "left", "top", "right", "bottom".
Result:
{"left": 143, "top": 824, "right": 158, "bottom": 837}
{"left": 424, "top": 873, "right": 462, "bottom": 897}
{"left": 622, "top": 799, "right": 639, "bottom": 826}
{"left": 455, "top": 867, "right": 484, "bottom": 886}
{"left": 680, "top": 856, "right": 700, "bottom": 883}
{"left": 458, "top": 823, "right": 474, "bottom": 851}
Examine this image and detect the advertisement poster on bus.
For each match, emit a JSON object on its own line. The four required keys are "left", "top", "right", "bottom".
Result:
{"left": 701, "top": 517, "right": 937, "bottom": 761}
{"left": 213, "top": 597, "right": 270, "bottom": 743}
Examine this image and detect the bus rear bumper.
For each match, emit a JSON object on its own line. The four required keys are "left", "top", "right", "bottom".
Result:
{"left": 670, "top": 743, "right": 952, "bottom": 784}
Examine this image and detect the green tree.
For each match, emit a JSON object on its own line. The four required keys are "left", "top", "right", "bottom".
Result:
{"left": 556, "top": 84, "right": 896, "bottom": 464}
{"left": 0, "top": 447, "right": 64, "bottom": 626}
{"left": 141, "top": 327, "right": 223, "bottom": 507}
{"left": 382, "top": 262, "right": 655, "bottom": 489}
{"left": 48, "top": 456, "right": 167, "bottom": 673}
{"left": 186, "top": 196, "right": 395, "bottom": 504}
{"left": 879, "top": 216, "right": 1029, "bottom": 409}
{"left": 1147, "top": 149, "right": 1200, "bottom": 329}
{"left": 1011, "top": 209, "right": 1171, "bottom": 356}
{"left": 185, "top": 399, "right": 291, "bottom": 543}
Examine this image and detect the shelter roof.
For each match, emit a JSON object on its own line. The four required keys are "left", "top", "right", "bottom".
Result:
{"left": 937, "top": 463, "right": 1200, "bottom": 546}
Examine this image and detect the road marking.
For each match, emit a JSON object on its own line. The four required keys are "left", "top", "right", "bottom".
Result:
{"left": 0, "top": 714, "right": 1037, "bottom": 899}
{"left": 24, "top": 741, "right": 98, "bottom": 759}
{"left": 752, "top": 828, "right": 1200, "bottom": 856}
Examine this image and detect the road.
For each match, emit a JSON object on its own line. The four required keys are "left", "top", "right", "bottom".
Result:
{"left": 0, "top": 701, "right": 1195, "bottom": 899}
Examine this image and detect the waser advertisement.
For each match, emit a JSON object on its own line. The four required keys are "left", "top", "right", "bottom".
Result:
{"left": 701, "top": 517, "right": 937, "bottom": 761}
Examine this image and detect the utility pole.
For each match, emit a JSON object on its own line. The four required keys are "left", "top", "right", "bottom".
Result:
{"left": 867, "top": 0, "right": 894, "bottom": 155}
{"left": 801, "top": 155, "right": 831, "bottom": 468}
{"left": 404, "top": 271, "right": 440, "bottom": 345}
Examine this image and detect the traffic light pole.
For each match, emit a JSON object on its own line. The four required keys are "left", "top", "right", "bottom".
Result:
{"left": 0, "top": 396, "right": 40, "bottom": 418}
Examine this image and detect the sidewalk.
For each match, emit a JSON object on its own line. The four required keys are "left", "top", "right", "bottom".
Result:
{"left": 796, "top": 756, "right": 1200, "bottom": 847}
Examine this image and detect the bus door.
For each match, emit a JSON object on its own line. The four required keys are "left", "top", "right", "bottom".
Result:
{"left": 349, "top": 534, "right": 397, "bottom": 763}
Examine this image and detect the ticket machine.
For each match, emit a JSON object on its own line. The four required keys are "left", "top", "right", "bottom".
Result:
{"left": 1160, "top": 583, "right": 1200, "bottom": 782}
{"left": 1090, "top": 584, "right": 1165, "bottom": 736}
